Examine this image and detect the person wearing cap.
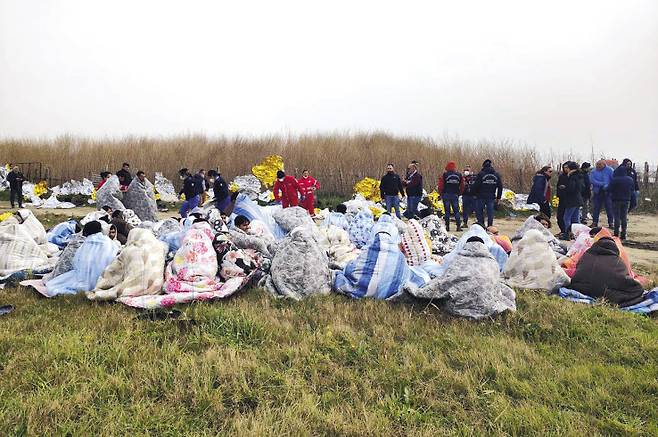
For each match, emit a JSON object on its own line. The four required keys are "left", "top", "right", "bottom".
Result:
{"left": 461, "top": 165, "right": 477, "bottom": 226}
{"left": 178, "top": 168, "right": 199, "bottom": 218}
{"left": 527, "top": 165, "right": 553, "bottom": 218}
{"left": 560, "top": 161, "right": 584, "bottom": 239}
{"left": 212, "top": 169, "right": 231, "bottom": 214}
{"left": 6, "top": 165, "right": 25, "bottom": 209}
{"left": 621, "top": 158, "right": 640, "bottom": 212}
{"left": 273, "top": 170, "right": 301, "bottom": 208}
{"left": 472, "top": 159, "right": 503, "bottom": 227}
{"left": 579, "top": 162, "right": 592, "bottom": 224}
{"left": 438, "top": 161, "right": 464, "bottom": 231}
{"left": 590, "top": 159, "right": 614, "bottom": 228}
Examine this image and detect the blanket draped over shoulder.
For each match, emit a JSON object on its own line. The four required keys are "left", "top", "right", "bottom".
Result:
{"left": 265, "top": 227, "right": 332, "bottom": 299}
{"left": 95, "top": 175, "right": 126, "bottom": 212}
{"left": 0, "top": 210, "right": 58, "bottom": 279}
{"left": 88, "top": 228, "right": 168, "bottom": 301}
{"left": 503, "top": 229, "right": 570, "bottom": 291}
{"left": 123, "top": 178, "right": 158, "bottom": 222}
{"left": 512, "top": 216, "right": 566, "bottom": 256}
{"left": 419, "top": 215, "right": 458, "bottom": 255}
{"left": 232, "top": 193, "right": 286, "bottom": 240}
{"left": 436, "top": 224, "right": 508, "bottom": 275}
{"left": 321, "top": 212, "right": 350, "bottom": 232}
{"left": 46, "top": 220, "right": 78, "bottom": 248}
{"left": 316, "top": 225, "right": 359, "bottom": 270}
{"left": 400, "top": 219, "right": 434, "bottom": 266}
{"left": 348, "top": 210, "right": 374, "bottom": 249}
{"left": 43, "top": 234, "right": 86, "bottom": 283}
{"left": 44, "top": 233, "right": 118, "bottom": 297}
{"left": 410, "top": 241, "right": 516, "bottom": 319}
{"left": 334, "top": 215, "right": 430, "bottom": 300}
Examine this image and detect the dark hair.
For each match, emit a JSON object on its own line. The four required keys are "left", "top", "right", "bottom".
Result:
{"left": 179, "top": 168, "right": 189, "bottom": 176}
{"left": 466, "top": 236, "right": 485, "bottom": 244}
{"left": 192, "top": 218, "right": 208, "bottom": 224}
{"left": 589, "top": 226, "right": 602, "bottom": 236}
{"left": 622, "top": 158, "right": 632, "bottom": 166}
{"left": 580, "top": 162, "right": 591, "bottom": 170}
{"left": 533, "top": 213, "right": 551, "bottom": 228}
{"left": 112, "top": 210, "right": 124, "bottom": 219}
{"left": 538, "top": 166, "right": 551, "bottom": 175}
{"left": 122, "top": 162, "right": 130, "bottom": 167}
{"left": 74, "top": 222, "right": 82, "bottom": 233}
{"left": 207, "top": 170, "right": 218, "bottom": 178}
{"left": 101, "top": 205, "right": 112, "bottom": 212}
{"left": 100, "top": 171, "right": 111, "bottom": 178}
{"left": 335, "top": 204, "right": 347, "bottom": 214}
{"left": 234, "top": 215, "right": 250, "bottom": 228}
{"left": 302, "top": 169, "right": 309, "bottom": 173}
{"left": 136, "top": 170, "right": 145, "bottom": 177}
{"left": 482, "top": 159, "right": 492, "bottom": 168}
{"left": 473, "top": 222, "right": 486, "bottom": 229}
{"left": 276, "top": 170, "right": 285, "bottom": 179}
{"left": 386, "top": 163, "right": 394, "bottom": 167}
{"left": 567, "top": 162, "right": 579, "bottom": 171}
{"left": 82, "top": 220, "right": 102, "bottom": 237}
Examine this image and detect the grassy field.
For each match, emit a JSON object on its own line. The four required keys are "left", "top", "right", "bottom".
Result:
{"left": 1, "top": 284, "right": 657, "bottom": 435}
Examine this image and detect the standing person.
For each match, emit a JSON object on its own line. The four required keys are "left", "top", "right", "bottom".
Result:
{"left": 527, "top": 165, "right": 553, "bottom": 218}
{"left": 621, "top": 158, "right": 640, "bottom": 212}
{"left": 6, "top": 165, "right": 25, "bottom": 209}
{"left": 273, "top": 170, "right": 301, "bottom": 208}
{"left": 555, "top": 162, "right": 570, "bottom": 234}
{"left": 97, "top": 171, "right": 111, "bottom": 191}
{"left": 403, "top": 163, "right": 423, "bottom": 219}
{"left": 561, "top": 162, "right": 584, "bottom": 240}
{"left": 297, "top": 169, "right": 320, "bottom": 216}
{"left": 590, "top": 159, "right": 614, "bottom": 228}
{"left": 438, "top": 161, "right": 464, "bottom": 231}
{"left": 609, "top": 165, "right": 634, "bottom": 240}
{"left": 380, "top": 164, "right": 405, "bottom": 219}
{"left": 579, "top": 162, "right": 592, "bottom": 224}
{"left": 178, "top": 168, "right": 199, "bottom": 218}
{"left": 212, "top": 170, "right": 231, "bottom": 214}
{"left": 194, "top": 169, "right": 208, "bottom": 205}
{"left": 473, "top": 159, "right": 503, "bottom": 227}
{"left": 116, "top": 162, "right": 132, "bottom": 190}
{"left": 461, "top": 165, "right": 477, "bottom": 226}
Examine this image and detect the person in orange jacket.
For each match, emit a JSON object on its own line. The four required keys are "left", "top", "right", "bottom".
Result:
{"left": 297, "top": 169, "right": 320, "bottom": 216}
{"left": 273, "top": 170, "right": 301, "bottom": 208}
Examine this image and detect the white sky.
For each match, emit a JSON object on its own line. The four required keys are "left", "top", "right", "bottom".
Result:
{"left": 1, "top": 0, "right": 657, "bottom": 162}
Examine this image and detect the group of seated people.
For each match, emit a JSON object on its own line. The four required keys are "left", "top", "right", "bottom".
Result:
{"left": 0, "top": 190, "right": 655, "bottom": 317}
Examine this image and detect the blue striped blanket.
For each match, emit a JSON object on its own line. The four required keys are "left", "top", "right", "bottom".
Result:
{"left": 46, "top": 220, "right": 78, "bottom": 248}
{"left": 558, "top": 287, "right": 658, "bottom": 314}
{"left": 232, "top": 194, "right": 286, "bottom": 240}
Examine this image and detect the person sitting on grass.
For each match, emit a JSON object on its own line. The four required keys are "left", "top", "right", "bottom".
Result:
{"left": 110, "top": 210, "right": 133, "bottom": 245}
{"left": 322, "top": 203, "right": 350, "bottom": 231}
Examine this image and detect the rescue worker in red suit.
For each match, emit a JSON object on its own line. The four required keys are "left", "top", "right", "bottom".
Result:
{"left": 273, "top": 170, "right": 301, "bottom": 208}
{"left": 297, "top": 169, "right": 320, "bottom": 216}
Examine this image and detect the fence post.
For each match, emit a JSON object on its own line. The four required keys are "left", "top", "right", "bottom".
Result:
{"left": 644, "top": 162, "right": 649, "bottom": 188}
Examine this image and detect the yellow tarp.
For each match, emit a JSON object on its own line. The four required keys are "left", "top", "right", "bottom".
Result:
{"left": 0, "top": 211, "right": 13, "bottom": 222}
{"left": 353, "top": 177, "right": 381, "bottom": 202}
{"left": 251, "top": 155, "right": 285, "bottom": 189}
{"left": 34, "top": 181, "right": 48, "bottom": 198}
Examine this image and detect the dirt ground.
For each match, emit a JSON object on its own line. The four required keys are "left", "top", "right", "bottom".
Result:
{"left": 2, "top": 204, "right": 657, "bottom": 271}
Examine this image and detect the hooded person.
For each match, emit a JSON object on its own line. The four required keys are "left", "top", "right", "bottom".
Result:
{"left": 316, "top": 224, "right": 360, "bottom": 270}
{"left": 409, "top": 236, "right": 516, "bottom": 320}
{"left": 437, "top": 223, "right": 508, "bottom": 275}
{"left": 564, "top": 237, "right": 645, "bottom": 306}
{"left": 272, "top": 170, "right": 301, "bottom": 208}
{"left": 399, "top": 218, "right": 436, "bottom": 266}
{"left": 487, "top": 226, "right": 513, "bottom": 254}
{"left": 438, "top": 161, "right": 464, "bottom": 231}
{"left": 46, "top": 220, "right": 80, "bottom": 249}
{"left": 44, "top": 221, "right": 119, "bottom": 297}
{"left": 334, "top": 214, "right": 430, "bottom": 300}
{"left": 264, "top": 226, "right": 332, "bottom": 300}
{"left": 228, "top": 215, "right": 274, "bottom": 258}
{"left": 503, "top": 229, "right": 570, "bottom": 291}
{"left": 297, "top": 169, "right": 320, "bottom": 216}
{"left": 621, "top": 158, "right": 640, "bottom": 212}
{"left": 608, "top": 165, "right": 634, "bottom": 239}
{"left": 527, "top": 166, "right": 553, "bottom": 218}
{"left": 419, "top": 214, "right": 458, "bottom": 255}
{"left": 123, "top": 171, "right": 158, "bottom": 222}
{"left": 321, "top": 203, "right": 350, "bottom": 231}
{"left": 42, "top": 234, "right": 87, "bottom": 284}
{"left": 88, "top": 228, "right": 168, "bottom": 301}
{"left": 512, "top": 214, "right": 566, "bottom": 256}
{"left": 472, "top": 159, "right": 503, "bottom": 227}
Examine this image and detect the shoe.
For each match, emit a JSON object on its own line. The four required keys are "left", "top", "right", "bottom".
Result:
{"left": 445, "top": 223, "right": 450, "bottom": 232}
{"left": 591, "top": 222, "right": 598, "bottom": 228}
{"left": 456, "top": 225, "right": 463, "bottom": 232}
{"left": 613, "top": 231, "right": 619, "bottom": 237}
{"left": 620, "top": 232, "right": 626, "bottom": 241}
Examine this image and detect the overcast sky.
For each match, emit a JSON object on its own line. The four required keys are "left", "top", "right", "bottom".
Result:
{"left": 1, "top": 0, "right": 657, "bottom": 162}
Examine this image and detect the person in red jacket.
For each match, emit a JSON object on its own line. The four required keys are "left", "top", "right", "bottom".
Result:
{"left": 297, "top": 169, "right": 320, "bottom": 216}
{"left": 273, "top": 170, "right": 301, "bottom": 208}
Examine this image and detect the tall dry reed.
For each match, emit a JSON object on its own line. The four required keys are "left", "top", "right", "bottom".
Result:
{"left": 1, "top": 132, "right": 554, "bottom": 194}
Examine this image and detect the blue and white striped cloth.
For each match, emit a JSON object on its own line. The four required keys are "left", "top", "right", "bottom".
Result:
{"left": 334, "top": 216, "right": 429, "bottom": 299}
{"left": 46, "top": 220, "right": 78, "bottom": 249}
{"left": 45, "top": 233, "right": 118, "bottom": 296}
{"left": 231, "top": 194, "right": 286, "bottom": 240}
{"left": 558, "top": 287, "right": 658, "bottom": 314}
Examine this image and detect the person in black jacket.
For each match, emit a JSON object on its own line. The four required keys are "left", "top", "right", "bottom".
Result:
{"left": 526, "top": 165, "right": 553, "bottom": 218}
{"left": 116, "top": 162, "right": 132, "bottom": 190}
{"left": 461, "top": 165, "right": 477, "bottom": 226}
{"left": 403, "top": 163, "right": 423, "bottom": 219}
{"left": 438, "top": 161, "right": 464, "bottom": 231}
{"left": 621, "top": 158, "right": 640, "bottom": 212}
{"left": 609, "top": 165, "right": 634, "bottom": 240}
{"left": 178, "top": 168, "right": 199, "bottom": 218}
{"left": 380, "top": 164, "right": 404, "bottom": 219}
{"left": 561, "top": 161, "right": 584, "bottom": 239}
{"left": 579, "top": 162, "right": 592, "bottom": 224}
{"left": 472, "top": 159, "right": 503, "bottom": 227}
{"left": 212, "top": 170, "right": 231, "bottom": 214}
{"left": 6, "top": 166, "right": 25, "bottom": 209}
{"left": 555, "top": 162, "right": 570, "bottom": 235}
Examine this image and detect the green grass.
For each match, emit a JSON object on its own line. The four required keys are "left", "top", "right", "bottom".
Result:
{"left": 1, "top": 286, "right": 656, "bottom": 435}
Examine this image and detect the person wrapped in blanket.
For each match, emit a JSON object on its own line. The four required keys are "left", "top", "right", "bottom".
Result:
{"left": 563, "top": 236, "right": 645, "bottom": 307}
{"left": 435, "top": 223, "right": 508, "bottom": 276}
{"left": 46, "top": 220, "right": 81, "bottom": 249}
{"left": 348, "top": 209, "right": 374, "bottom": 249}
{"left": 213, "top": 229, "right": 265, "bottom": 281}
{"left": 321, "top": 203, "right": 350, "bottom": 232}
{"left": 122, "top": 171, "right": 158, "bottom": 223}
{"left": 228, "top": 215, "right": 274, "bottom": 259}
{"left": 45, "top": 221, "right": 119, "bottom": 297}
{"left": 410, "top": 236, "right": 516, "bottom": 320}
{"left": 511, "top": 214, "right": 566, "bottom": 256}
{"left": 333, "top": 214, "right": 432, "bottom": 300}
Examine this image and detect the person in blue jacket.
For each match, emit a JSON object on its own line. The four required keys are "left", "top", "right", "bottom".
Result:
{"left": 621, "top": 158, "right": 640, "bottom": 212}
{"left": 589, "top": 159, "right": 614, "bottom": 228}
{"left": 609, "top": 165, "right": 634, "bottom": 240}
{"left": 527, "top": 165, "right": 553, "bottom": 218}
{"left": 461, "top": 165, "right": 477, "bottom": 226}
{"left": 472, "top": 159, "right": 503, "bottom": 227}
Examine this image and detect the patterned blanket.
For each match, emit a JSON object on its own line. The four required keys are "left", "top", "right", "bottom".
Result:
{"left": 558, "top": 288, "right": 658, "bottom": 314}
{"left": 95, "top": 175, "right": 126, "bottom": 211}
{"left": 0, "top": 212, "right": 58, "bottom": 280}
{"left": 348, "top": 210, "right": 374, "bottom": 249}
{"left": 46, "top": 220, "right": 78, "bottom": 248}
{"left": 123, "top": 178, "right": 158, "bottom": 222}
{"left": 436, "top": 224, "right": 508, "bottom": 275}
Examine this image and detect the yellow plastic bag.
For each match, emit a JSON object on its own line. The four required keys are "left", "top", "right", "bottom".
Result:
{"left": 551, "top": 195, "right": 559, "bottom": 208}
{"left": 34, "top": 181, "right": 48, "bottom": 198}
{"left": 0, "top": 211, "right": 13, "bottom": 222}
{"left": 251, "top": 155, "right": 284, "bottom": 188}
{"left": 353, "top": 177, "right": 381, "bottom": 202}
